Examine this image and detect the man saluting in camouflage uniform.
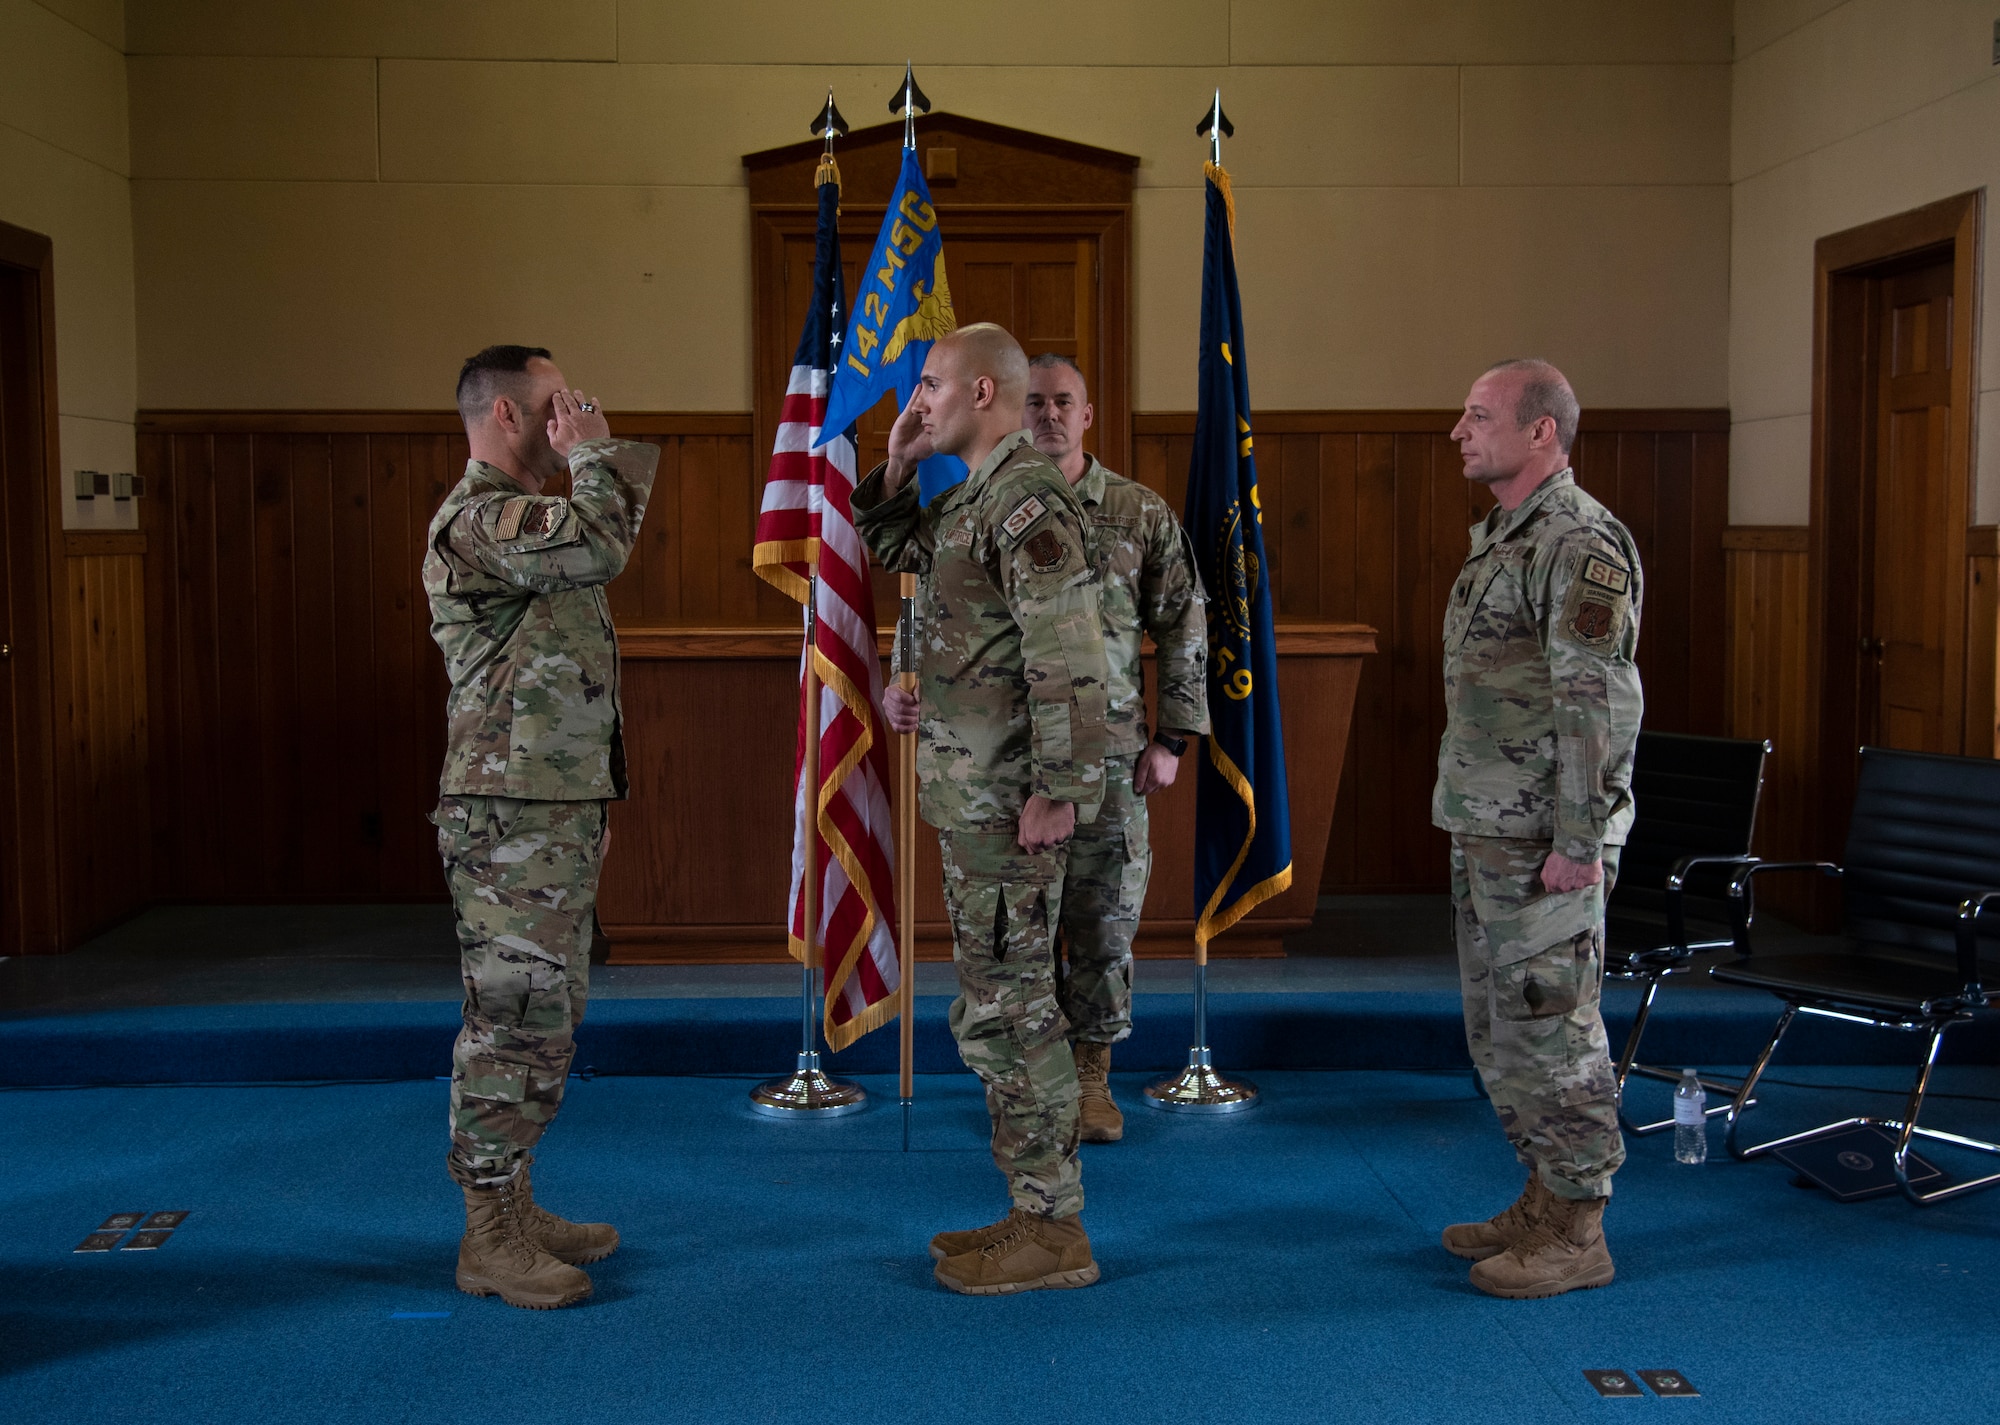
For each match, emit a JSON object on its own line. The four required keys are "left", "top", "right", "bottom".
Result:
{"left": 424, "top": 344, "right": 658, "bottom": 1310}
{"left": 1023, "top": 353, "right": 1209, "bottom": 1143}
{"left": 855, "top": 324, "right": 1111, "bottom": 1295}
{"left": 1433, "top": 358, "right": 1643, "bottom": 1299}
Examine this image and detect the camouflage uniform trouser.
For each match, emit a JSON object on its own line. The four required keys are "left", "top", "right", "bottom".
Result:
{"left": 434, "top": 795, "right": 606, "bottom": 1189}
{"left": 938, "top": 828, "right": 1083, "bottom": 1219}
{"left": 1058, "top": 755, "right": 1150, "bottom": 1045}
{"left": 1451, "top": 835, "right": 1626, "bottom": 1202}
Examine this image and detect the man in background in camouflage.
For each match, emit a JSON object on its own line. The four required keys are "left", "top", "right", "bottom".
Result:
{"left": 1433, "top": 358, "right": 1643, "bottom": 1300}
{"left": 1024, "top": 353, "right": 1209, "bottom": 1143}
{"left": 424, "top": 344, "right": 658, "bottom": 1310}
{"left": 856, "top": 324, "right": 1110, "bottom": 1296}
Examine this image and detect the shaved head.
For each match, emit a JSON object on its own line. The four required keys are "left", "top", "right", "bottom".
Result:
{"left": 934, "top": 322, "right": 1029, "bottom": 409}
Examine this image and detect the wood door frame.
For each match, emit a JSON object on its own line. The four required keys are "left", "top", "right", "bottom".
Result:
{"left": 749, "top": 204, "right": 1131, "bottom": 477}
{"left": 1806, "top": 190, "right": 1983, "bottom": 864}
{"left": 0, "top": 217, "right": 71, "bottom": 951}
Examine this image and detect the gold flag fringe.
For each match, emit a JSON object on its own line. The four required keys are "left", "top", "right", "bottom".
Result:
{"left": 1204, "top": 159, "right": 1236, "bottom": 248}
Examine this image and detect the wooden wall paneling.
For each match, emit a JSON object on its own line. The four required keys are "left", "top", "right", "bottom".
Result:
{"left": 329, "top": 433, "right": 384, "bottom": 891}
{"left": 290, "top": 435, "right": 338, "bottom": 894}
{"left": 60, "top": 544, "right": 149, "bottom": 939}
{"left": 1723, "top": 527, "right": 1812, "bottom": 919}
{"left": 1689, "top": 434, "right": 1731, "bottom": 734}
{"left": 251, "top": 432, "right": 300, "bottom": 892}
{"left": 139, "top": 409, "right": 1721, "bottom": 905}
{"left": 1967, "top": 526, "right": 1999, "bottom": 758}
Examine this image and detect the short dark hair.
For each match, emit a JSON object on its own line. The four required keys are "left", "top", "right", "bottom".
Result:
{"left": 1483, "top": 357, "right": 1579, "bottom": 453}
{"left": 1028, "top": 352, "right": 1087, "bottom": 397}
{"left": 456, "top": 344, "right": 551, "bottom": 425}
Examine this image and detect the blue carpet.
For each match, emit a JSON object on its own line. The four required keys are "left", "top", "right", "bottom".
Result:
{"left": 6, "top": 990, "right": 1996, "bottom": 1086}
{"left": 5, "top": 1070, "right": 1999, "bottom": 1424}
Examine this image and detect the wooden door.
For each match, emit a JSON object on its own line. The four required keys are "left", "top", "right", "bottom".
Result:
{"left": 1864, "top": 256, "right": 1956, "bottom": 751}
{"left": 0, "top": 244, "right": 60, "bottom": 953}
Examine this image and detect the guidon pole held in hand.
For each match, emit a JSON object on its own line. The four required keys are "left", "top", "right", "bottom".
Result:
{"left": 1145, "top": 89, "right": 1257, "bottom": 1116}
{"left": 897, "top": 574, "right": 919, "bottom": 1150}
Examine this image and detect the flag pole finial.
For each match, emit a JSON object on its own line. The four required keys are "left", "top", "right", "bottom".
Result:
{"left": 889, "top": 62, "right": 930, "bottom": 151}
{"left": 1195, "top": 88, "right": 1234, "bottom": 168}
{"left": 810, "top": 88, "right": 849, "bottom": 154}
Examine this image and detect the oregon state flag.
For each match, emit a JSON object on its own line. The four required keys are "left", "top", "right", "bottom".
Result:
{"left": 1185, "top": 162, "right": 1292, "bottom": 947}
{"left": 817, "top": 146, "right": 966, "bottom": 502}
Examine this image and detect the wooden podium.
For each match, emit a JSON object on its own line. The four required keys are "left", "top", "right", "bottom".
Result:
{"left": 600, "top": 621, "right": 1376, "bottom": 962}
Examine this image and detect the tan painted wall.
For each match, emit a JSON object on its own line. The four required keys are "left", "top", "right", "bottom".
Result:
{"left": 0, "top": 0, "right": 135, "bottom": 529}
{"left": 1731, "top": 0, "right": 2000, "bottom": 524}
{"left": 126, "top": 0, "right": 1732, "bottom": 417}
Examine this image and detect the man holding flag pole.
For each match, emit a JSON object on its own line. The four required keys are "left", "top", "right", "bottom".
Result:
{"left": 1146, "top": 93, "right": 1292, "bottom": 1114}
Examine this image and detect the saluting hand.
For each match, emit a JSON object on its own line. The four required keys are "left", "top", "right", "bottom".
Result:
{"left": 882, "top": 387, "right": 935, "bottom": 494}
{"left": 548, "top": 387, "right": 610, "bottom": 459}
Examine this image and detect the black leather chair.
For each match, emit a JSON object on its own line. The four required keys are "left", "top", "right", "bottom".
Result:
{"left": 1715, "top": 746, "right": 2000, "bottom": 1204}
{"left": 1606, "top": 732, "right": 1772, "bottom": 1134}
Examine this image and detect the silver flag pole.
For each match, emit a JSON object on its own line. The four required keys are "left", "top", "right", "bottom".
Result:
{"left": 752, "top": 92, "right": 865, "bottom": 1120}
{"left": 1146, "top": 89, "right": 1256, "bottom": 1116}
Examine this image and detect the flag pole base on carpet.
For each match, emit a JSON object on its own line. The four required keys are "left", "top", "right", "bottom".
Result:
{"left": 750, "top": 955, "right": 865, "bottom": 1117}
{"left": 750, "top": 1050, "right": 868, "bottom": 1118}
{"left": 1144, "top": 960, "right": 1258, "bottom": 1114}
{"left": 1144, "top": 1047, "right": 1259, "bottom": 1114}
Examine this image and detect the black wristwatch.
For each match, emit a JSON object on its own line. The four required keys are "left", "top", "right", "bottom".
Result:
{"left": 1153, "top": 731, "right": 1190, "bottom": 758}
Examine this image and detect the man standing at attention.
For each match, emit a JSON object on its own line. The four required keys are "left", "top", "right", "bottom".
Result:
{"left": 424, "top": 345, "right": 658, "bottom": 1310}
{"left": 855, "top": 324, "right": 1111, "bottom": 1295}
{"left": 1434, "top": 358, "right": 1643, "bottom": 1299}
{"left": 1023, "top": 353, "right": 1209, "bottom": 1143}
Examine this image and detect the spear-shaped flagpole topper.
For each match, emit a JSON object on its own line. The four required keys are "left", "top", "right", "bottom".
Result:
{"left": 810, "top": 88, "right": 849, "bottom": 149}
{"left": 889, "top": 62, "right": 931, "bottom": 151}
{"left": 1196, "top": 87, "right": 1234, "bottom": 167}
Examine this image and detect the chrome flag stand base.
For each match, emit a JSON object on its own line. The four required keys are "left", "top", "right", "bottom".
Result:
{"left": 1144, "top": 961, "right": 1258, "bottom": 1114}
{"left": 751, "top": 961, "right": 866, "bottom": 1118}
{"left": 1144, "top": 1047, "right": 1259, "bottom": 1114}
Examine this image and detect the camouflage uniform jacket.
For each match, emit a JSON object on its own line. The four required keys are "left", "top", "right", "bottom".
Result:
{"left": 853, "top": 429, "right": 1110, "bottom": 830}
{"left": 424, "top": 438, "right": 659, "bottom": 801}
{"left": 1432, "top": 469, "right": 1644, "bottom": 862}
{"left": 1074, "top": 456, "right": 1211, "bottom": 756}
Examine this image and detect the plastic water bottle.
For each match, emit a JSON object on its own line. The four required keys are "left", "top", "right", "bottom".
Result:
{"left": 1674, "top": 1068, "right": 1708, "bottom": 1164}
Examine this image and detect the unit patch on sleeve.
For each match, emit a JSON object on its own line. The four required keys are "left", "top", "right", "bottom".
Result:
{"left": 1000, "top": 494, "right": 1049, "bottom": 542}
{"left": 528, "top": 503, "right": 568, "bottom": 539}
{"left": 1572, "top": 599, "right": 1615, "bottom": 642}
{"left": 1025, "top": 528, "right": 1067, "bottom": 572}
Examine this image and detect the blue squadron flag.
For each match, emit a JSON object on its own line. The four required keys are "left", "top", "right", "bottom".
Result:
{"left": 1184, "top": 161, "right": 1292, "bottom": 947}
{"left": 817, "top": 146, "right": 966, "bottom": 502}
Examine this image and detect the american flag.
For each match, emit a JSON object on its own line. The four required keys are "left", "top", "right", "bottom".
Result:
{"left": 751, "top": 163, "right": 901, "bottom": 1050}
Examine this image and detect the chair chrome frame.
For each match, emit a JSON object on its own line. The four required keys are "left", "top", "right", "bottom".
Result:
{"left": 1610, "top": 852, "right": 1761, "bottom": 1134}
{"left": 1720, "top": 867, "right": 2000, "bottom": 1206}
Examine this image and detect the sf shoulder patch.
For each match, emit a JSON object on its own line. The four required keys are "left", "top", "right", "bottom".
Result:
{"left": 1025, "top": 528, "right": 1067, "bottom": 572}
{"left": 1000, "top": 494, "right": 1048, "bottom": 543}
{"left": 1580, "top": 553, "right": 1630, "bottom": 596}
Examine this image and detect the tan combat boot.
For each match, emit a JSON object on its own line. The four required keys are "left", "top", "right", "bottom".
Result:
{"left": 1469, "top": 1193, "right": 1615, "bottom": 1299}
{"left": 1073, "top": 1041, "right": 1124, "bottom": 1143}
{"left": 934, "top": 1211, "right": 1099, "bottom": 1295}
{"left": 929, "top": 1207, "right": 1022, "bottom": 1262}
{"left": 517, "top": 1157, "right": 620, "bottom": 1265}
{"left": 1441, "top": 1172, "right": 1550, "bottom": 1261}
{"left": 456, "top": 1172, "right": 594, "bottom": 1310}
